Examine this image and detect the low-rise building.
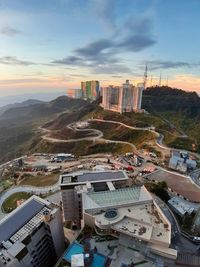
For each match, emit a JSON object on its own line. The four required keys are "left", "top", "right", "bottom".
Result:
{"left": 169, "top": 150, "right": 196, "bottom": 173}
{"left": 82, "top": 186, "right": 177, "bottom": 265}
{"left": 0, "top": 196, "right": 65, "bottom": 267}
{"left": 168, "top": 196, "right": 197, "bottom": 217}
{"left": 67, "top": 88, "right": 82, "bottom": 99}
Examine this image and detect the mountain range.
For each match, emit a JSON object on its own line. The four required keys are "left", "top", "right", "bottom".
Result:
{"left": 0, "top": 86, "right": 200, "bottom": 164}
{"left": 0, "top": 99, "right": 43, "bottom": 116}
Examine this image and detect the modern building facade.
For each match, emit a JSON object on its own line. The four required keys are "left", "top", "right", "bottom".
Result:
{"left": 60, "top": 170, "right": 129, "bottom": 227}
{"left": 81, "top": 80, "right": 100, "bottom": 101}
{"left": 60, "top": 170, "right": 177, "bottom": 267}
{"left": 101, "top": 80, "right": 144, "bottom": 113}
{"left": 82, "top": 186, "right": 177, "bottom": 266}
{"left": 0, "top": 196, "right": 65, "bottom": 267}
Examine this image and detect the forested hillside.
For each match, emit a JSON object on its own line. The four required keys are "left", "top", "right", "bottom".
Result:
{"left": 142, "top": 86, "right": 200, "bottom": 151}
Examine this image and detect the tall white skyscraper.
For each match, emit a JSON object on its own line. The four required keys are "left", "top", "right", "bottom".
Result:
{"left": 101, "top": 80, "right": 144, "bottom": 113}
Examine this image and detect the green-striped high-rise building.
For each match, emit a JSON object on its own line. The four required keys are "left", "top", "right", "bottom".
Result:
{"left": 81, "top": 80, "right": 100, "bottom": 101}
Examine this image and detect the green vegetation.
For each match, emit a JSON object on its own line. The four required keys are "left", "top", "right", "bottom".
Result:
{"left": 2, "top": 192, "right": 33, "bottom": 213}
{"left": 88, "top": 121, "right": 155, "bottom": 148}
{"left": 0, "top": 96, "right": 90, "bottom": 164}
{"left": 0, "top": 179, "right": 13, "bottom": 193}
{"left": 141, "top": 144, "right": 162, "bottom": 158}
{"left": 145, "top": 181, "right": 170, "bottom": 202}
{"left": 19, "top": 173, "right": 59, "bottom": 187}
{"left": 31, "top": 139, "right": 134, "bottom": 156}
{"left": 143, "top": 86, "right": 200, "bottom": 152}
{"left": 86, "top": 105, "right": 192, "bottom": 150}
{"left": 1, "top": 87, "right": 200, "bottom": 162}
{"left": 50, "top": 127, "right": 96, "bottom": 140}
{"left": 174, "top": 212, "right": 196, "bottom": 235}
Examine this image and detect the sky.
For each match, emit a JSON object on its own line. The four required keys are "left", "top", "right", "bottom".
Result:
{"left": 0, "top": 0, "right": 200, "bottom": 97}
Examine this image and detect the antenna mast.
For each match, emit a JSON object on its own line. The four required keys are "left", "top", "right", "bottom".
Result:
{"left": 150, "top": 75, "right": 153, "bottom": 87}
{"left": 159, "top": 71, "right": 162, "bottom": 87}
{"left": 143, "top": 64, "right": 148, "bottom": 89}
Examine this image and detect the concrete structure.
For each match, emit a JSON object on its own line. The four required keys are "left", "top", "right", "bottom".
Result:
{"left": 101, "top": 80, "right": 144, "bottom": 113}
{"left": 168, "top": 196, "right": 196, "bottom": 217}
{"left": 67, "top": 88, "right": 82, "bottom": 99}
{"left": 83, "top": 186, "right": 177, "bottom": 266}
{"left": 60, "top": 169, "right": 177, "bottom": 266}
{"left": 169, "top": 150, "right": 197, "bottom": 173}
{"left": 0, "top": 196, "right": 65, "bottom": 267}
{"left": 81, "top": 80, "right": 100, "bottom": 101}
{"left": 60, "top": 170, "right": 128, "bottom": 227}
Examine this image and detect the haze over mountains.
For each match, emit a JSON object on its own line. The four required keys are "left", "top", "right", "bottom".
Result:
{"left": 0, "top": 99, "right": 44, "bottom": 116}
{"left": 0, "top": 91, "right": 66, "bottom": 107}
{"left": 0, "top": 86, "right": 200, "bottom": 164}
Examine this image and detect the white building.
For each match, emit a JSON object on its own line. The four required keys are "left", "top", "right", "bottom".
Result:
{"left": 169, "top": 150, "right": 197, "bottom": 173}
{"left": 168, "top": 196, "right": 196, "bottom": 217}
{"left": 82, "top": 186, "right": 177, "bottom": 266}
{"left": 60, "top": 170, "right": 129, "bottom": 227}
{"left": 0, "top": 196, "right": 65, "bottom": 267}
{"left": 101, "top": 80, "right": 144, "bottom": 113}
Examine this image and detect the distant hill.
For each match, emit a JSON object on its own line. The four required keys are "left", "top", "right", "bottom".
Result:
{"left": 1, "top": 88, "right": 200, "bottom": 164}
{"left": 0, "top": 99, "right": 44, "bottom": 116}
{"left": 0, "top": 91, "right": 66, "bottom": 107}
{"left": 0, "top": 96, "right": 88, "bottom": 121}
{"left": 0, "top": 96, "right": 90, "bottom": 164}
{"left": 142, "top": 86, "right": 200, "bottom": 151}
{"left": 143, "top": 86, "right": 200, "bottom": 117}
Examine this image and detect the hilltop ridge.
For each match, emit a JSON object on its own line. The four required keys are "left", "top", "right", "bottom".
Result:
{"left": 0, "top": 87, "right": 200, "bottom": 164}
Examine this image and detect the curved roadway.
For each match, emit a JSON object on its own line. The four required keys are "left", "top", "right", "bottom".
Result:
{"left": 40, "top": 118, "right": 200, "bottom": 157}
{"left": 0, "top": 183, "right": 59, "bottom": 207}
{"left": 1, "top": 118, "right": 199, "bottom": 218}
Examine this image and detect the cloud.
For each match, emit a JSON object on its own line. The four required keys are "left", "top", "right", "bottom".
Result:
{"left": 147, "top": 60, "right": 196, "bottom": 70}
{"left": 51, "top": 39, "right": 120, "bottom": 72}
{"left": 0, "top": 56, "right": 36, "bottom": 66}
{"left": 51, "top": 12, "right": 156, "bottom": 74}
{"left": 125, "top": 15, "right": 153, "bottom": 35}
{"left": 52, "top": 56, "right": 83, "bottom": 66}
{"left": 70, "top": 74, "right": 89, "bottom": 78}
{"left": 118, "top": 34, "right": 156, "bottom": 52}
{"left": 112, "top": 75, "right": 123, "bottom": 78}
{"left": 0, "top": 26, "right": 21, "bottom": 36}
{"left": 75, "top": 39, "right": 112, "bottom": 58}
{"left": 92, "top": 64, "right": 132, "bottom": 75}
{"left": 91, "top": 0, "right": 117, "bottom": 31}
{"left": 118, "top": 14, "right": 156, "bottom": 52}
{"left": 0, "top": 78, "right": 47, "bottom": 85}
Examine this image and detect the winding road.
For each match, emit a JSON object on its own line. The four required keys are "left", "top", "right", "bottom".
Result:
{"left": 0, "top": 117, "right": 199, "bottom": 219}
{"left": 0, "top": 183, "right": 59, "bottom": 206}
{"left": 40, "top": 118, "right": 190, "bottom": 153}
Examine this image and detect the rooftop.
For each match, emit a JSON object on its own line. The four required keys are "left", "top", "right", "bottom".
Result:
{"left": 60, "top": 170, "right": 128, "bottom": 185}
{"left": 168, "top": 196, "right": 197, "bottom": 216}
{"left": 83, "top": 186, "right": 152, "bottom": 210}
{"left": 9, "top": 206, "right": 51, "bottom": 244}
{"left": 83, "top": 187, "right": 171, "bottom": 245}
{"left": 0, "top": 197, "right": 47, "bottom": 244}
{"left": 91, "top": 202, "right": 170, "bottom": 245}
